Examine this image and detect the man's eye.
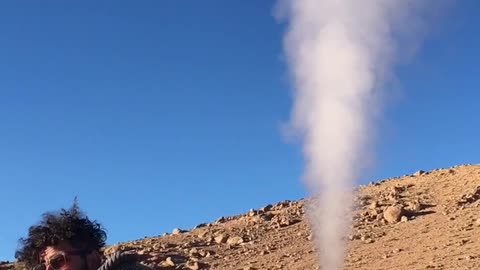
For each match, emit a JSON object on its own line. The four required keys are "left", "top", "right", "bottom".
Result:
{"left": 49, "top": 255, "right": 65, "bottom": 269}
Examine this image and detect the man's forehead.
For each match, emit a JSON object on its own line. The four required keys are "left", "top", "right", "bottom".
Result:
{"left": 43, "top": 241, "right": 76, "bottom": 255}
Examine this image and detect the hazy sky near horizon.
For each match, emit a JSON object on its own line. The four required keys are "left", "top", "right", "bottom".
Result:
{"left": 1, "top": 1, "right": 479, "bottom": 261}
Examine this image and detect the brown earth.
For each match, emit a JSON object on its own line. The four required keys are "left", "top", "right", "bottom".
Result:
{"left": 2, "top": 164, "right": 480, "bottom": 270}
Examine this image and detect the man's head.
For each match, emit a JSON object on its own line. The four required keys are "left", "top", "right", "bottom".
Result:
{"left": 15, "top": 202, "right": 107, "bottom": 270}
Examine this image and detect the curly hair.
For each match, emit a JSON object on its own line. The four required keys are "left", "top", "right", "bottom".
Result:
{"left": 15, "top": 200, "right": 107, "bottom": 269}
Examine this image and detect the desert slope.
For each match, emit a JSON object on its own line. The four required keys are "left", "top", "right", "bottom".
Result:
{"left": 3, "top": 164, "right": 480, "bottom": 270}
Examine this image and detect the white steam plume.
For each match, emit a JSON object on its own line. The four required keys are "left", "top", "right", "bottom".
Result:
{"left": 276, "top": 0, "right": 433, "bottom": 269}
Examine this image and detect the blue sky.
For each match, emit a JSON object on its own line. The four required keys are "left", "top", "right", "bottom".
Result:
{"left": 0, "top": 1, "right": 479, "bottom": 261}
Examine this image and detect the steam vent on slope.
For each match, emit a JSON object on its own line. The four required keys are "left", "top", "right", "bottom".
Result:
{"left": 2, "top": 164, "right": 480, "bottom": 270}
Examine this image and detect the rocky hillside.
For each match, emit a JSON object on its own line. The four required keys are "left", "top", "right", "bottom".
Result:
{"left": 0, "top": 262, "right": 13, "bottom": 270}
{"left": 4, "top": 164, "right": 480, "bottom": 270}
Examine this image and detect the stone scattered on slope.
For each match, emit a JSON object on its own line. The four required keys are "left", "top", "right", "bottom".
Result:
{"left": 458, "top": 186, "right": 480, "bottom": 206}
{"left": 383, "top": 205, "right": 405, "bottom": 224}
{"left": 214, "top": 234, "right": 229, "bottom": 244}
{"left": 226, "top": 236, "right": 244, "bottom": 246}
{"left": 413, "top": 170, "right": 426, "bottom": 176}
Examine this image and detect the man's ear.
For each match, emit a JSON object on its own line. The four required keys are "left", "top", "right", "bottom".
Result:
{"left": 86, "top": 250, "right": 102, "bottom": 270}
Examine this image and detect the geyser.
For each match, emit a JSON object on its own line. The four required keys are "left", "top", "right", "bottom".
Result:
{"left": 276, "top": 0, "right": 434, "bottom": 269}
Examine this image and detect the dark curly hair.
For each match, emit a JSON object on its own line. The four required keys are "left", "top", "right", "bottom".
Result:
{"left": 15, "top": 200, "right": 107, "bottom": 269}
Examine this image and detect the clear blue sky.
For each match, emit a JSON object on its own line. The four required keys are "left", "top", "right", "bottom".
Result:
{"left": 0, "top": 1, "right": 478, "bottom": 262}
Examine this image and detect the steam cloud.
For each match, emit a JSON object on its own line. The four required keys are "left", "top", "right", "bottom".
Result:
{"left": 276, "top": 0, "right": 431, "bottom": 269}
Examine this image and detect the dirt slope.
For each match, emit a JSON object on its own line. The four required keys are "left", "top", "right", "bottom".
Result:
{"left": 101, "top": 164, "right": 480, "bottom": 270}
{"left": 4, "top": 164, "right": 480, "bottom": 270}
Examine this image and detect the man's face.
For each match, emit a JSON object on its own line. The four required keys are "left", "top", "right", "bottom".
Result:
{"left": 40, "top": 241, "right": 99, "bottom": 270}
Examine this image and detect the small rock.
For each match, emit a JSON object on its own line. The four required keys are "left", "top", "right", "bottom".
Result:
{"left": 458, "top": 239, "right": 469, "bottom": 246}
{"left": 383, "top": 205, "right": 405, "bottom": 223}
{"left": 260, "top": 204, "right": 273, "bottom": 212}
{"left": 227, "top": 236, "right": 244, "bottom": 246}
{"left": 401, "top": 216, "right": 409, "bottom": 222}
{"left": 369, "top": 208, "right": 379, "bottom": 217}
{"left": 275, "top": 201, "right": 290, "bottom": 209}
{"left": 413, "top": 170, "right": 426, "bottom": 176}
{"left": 369, "top": 201, "right": 379, "bottom": 210}
{"left": 390, "top": 186, "right": 403, "bottom": 195}
{"left": 475, "top": 219, "right": 480, "bottom": 226}
{"left": 186, "top": 262, "right": 200, "bottom": 270}
{"left": 197, "top": 249, "right": 207, "bottom": 257}
{"left": 407, "top": 201, "right": 423, "bottom": 212}
{"left": 189, "top": 248, "right": 199, "bottom": 257}
{"left": 214, "top": 234, "right": 229, "bottom": 244}
{"left": 161, "top": 243, "right": 175, "bottom": 249}
{"left": 197, "top": 230, "right": 209, "bottom": 238}
{"left": 164, "top": 257, "right": 175, "bottom": 267}
{"left": 276, "top": 216, "right": 297, "bottom": 227}
{"left": 172, "top": 228, "right": 183, "bottom": 235}
{"left": 364, "top": 238, "right": 374, "bottom": 244}
{"left": 261, "top": 213, "right": 275, "bottom": 221}
{"left": 194, "top": 223, "right": 207, "bottom": 229}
